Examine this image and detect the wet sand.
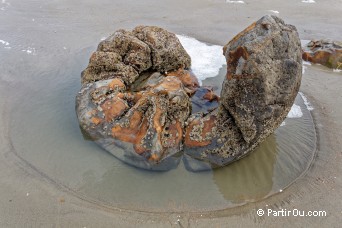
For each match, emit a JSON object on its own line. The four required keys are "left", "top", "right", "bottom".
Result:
{"left": 1, "top": 0, "right": 342, "bottom": 227}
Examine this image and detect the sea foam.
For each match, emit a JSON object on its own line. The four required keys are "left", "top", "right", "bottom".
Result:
{"left": 287, "top": 104, "right": 303, "bottom": 118}
{"left": 302, "top": 0, "right": 315, "bottom": 3}
{"left": 299, "top": 92, "right": 314, "bottom": 111}
{"left": 177, "top": 35, "right": 226, "bottom": 84}
{"left": 225, "top": 0, "right": 245, "bottom": 3}
{"left": 268, "top": 10, "right": 279, "bottom": 14}
{"left": 0, "top": 39, "right": 10, "bottom": 46}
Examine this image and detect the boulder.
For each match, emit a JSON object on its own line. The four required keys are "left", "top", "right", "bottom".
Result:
{"left": 77, "top": 26, "right": 192, "bottom": 170}
{"left": 302, "top": 40, "right": 342, "bottom": 69}
{"left": 184, "top": 15, "right": 302, "bottom": 169}
{"left": 76, "top": 16, "right": 302, "bottom": 171}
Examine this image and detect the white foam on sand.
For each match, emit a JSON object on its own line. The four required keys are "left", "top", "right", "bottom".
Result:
{"left": 268, "top": 10, "right": 279, "bottom": 14}
{"left": 281, "top": 103, "right": 304, "bottom": 126}
{"left": 226, "top": 0, "right": 245, "bottom": 3}
{"left": 302, "top": 58, "right": 311, "bottom": 74}
{"left": 333, "top": 69, "right": 342, "bottom": 73}
{"left": 301, "top": 39, "right": 311, "bottom": 47}
{"left": 302, "top": 0, "right": 315, "bottom": 3}
{"left": 281, "top": 93, "right": 314, "bottom": 126}
{"left": 302, "top": 65, "right": 307, "bottom": 74}
{"left": 0, "top": 39, "right": 9, "bottom": 46}
{"left": 287, "top": 104, "right": 303, "bottom": 118}
{"left": 177, "top": 35, "right": 226, "bottom": 84}
{"left": 0, "top": 39, "right": 11, "bottom": 49}
{"left": 22, "top": 47, "right": 37, "bottom": 55}
{"left": 1, "top": 0, "right": 10, "bottom": 10}
{"left": 299, "top": 92, "right": 314, "bottom": 111}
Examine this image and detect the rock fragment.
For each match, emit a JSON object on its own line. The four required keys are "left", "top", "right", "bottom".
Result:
{"left": 184, "top": 15, "right": 302, "bottom": 169}
{"left": 302, "top": 39, "right": 342, "bottom": 69}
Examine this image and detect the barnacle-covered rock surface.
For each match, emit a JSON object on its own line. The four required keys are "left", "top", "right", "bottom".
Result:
{"left": 76, "top": 16, "right": 302, "bottom": 171}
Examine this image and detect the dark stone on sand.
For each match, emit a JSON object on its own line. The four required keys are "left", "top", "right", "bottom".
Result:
{"left": 76, "top": 16, "right": 302, "bottom": 171}
{"left": 302, "top": 39, "right": 342, "bottom": 69}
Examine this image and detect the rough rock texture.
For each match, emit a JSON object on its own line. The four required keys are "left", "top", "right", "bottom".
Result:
{"left": 76, "top": 16, "right": 302, "bottom": 171}
{"left": 77, "top": 76, "right": 191, "bottom": 168}
{"left": 183, "top": 15, "right": 302, "bottom": 169}
{"left": 133, "top": 26, "right": 191, "bottom": 72}
{"left": 302, "top": 40, "right": 342, "bottom": 69}
{"left": 77, "top": 26, "right": 192, "bottom": 170}
{"left": 81, "top": 26, "right": 191, "bottom": 85}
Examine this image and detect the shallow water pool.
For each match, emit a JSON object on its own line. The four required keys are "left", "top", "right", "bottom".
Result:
{"left": 6, "top": 38, "right": 317, "bottom": 212}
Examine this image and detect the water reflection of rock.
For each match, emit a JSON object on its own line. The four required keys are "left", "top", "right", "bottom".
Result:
{"left": 212, "top": 95, "right": 317, "bottom": 204}
{"left": 212, "top": 134, "right": 277, "bottom": 203}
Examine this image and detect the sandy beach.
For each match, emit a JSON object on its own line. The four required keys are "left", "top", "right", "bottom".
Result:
{"left": 1, "top": 0, "right": 341, "bottom": 227}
